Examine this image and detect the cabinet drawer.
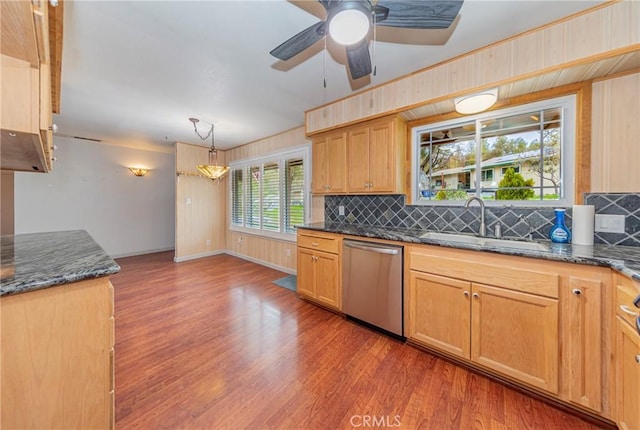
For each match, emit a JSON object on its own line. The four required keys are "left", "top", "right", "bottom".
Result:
{"left": 616, "top": 280, "right": 640, "bottom": 328}
{"left": 297, "top": 231, "right": 340, "bottom": 254}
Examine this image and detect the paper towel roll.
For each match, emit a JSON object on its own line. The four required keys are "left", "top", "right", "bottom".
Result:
{"left": 572, "top": 205, "right": 595, "bottom": 246}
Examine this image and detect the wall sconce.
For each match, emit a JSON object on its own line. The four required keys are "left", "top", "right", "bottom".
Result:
{"left": 454, "top": 88, "right": 498, "bottom": 114}
{"left": 129, "top": 167, "right": 149, "bottom": 177}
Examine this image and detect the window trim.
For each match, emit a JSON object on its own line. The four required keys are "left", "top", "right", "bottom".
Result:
{"left": 228, "top": 144, "right": 310, "bottom": 242}
{"left": 411, "top": 95, "right": 576, "bottom": 207}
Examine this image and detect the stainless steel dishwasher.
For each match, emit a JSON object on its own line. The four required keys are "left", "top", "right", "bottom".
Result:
{"left": 342, "top": 239, "right": 404, "bottom": 338}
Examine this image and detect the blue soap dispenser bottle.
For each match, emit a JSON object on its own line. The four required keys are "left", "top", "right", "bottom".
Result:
{"left": 549, "top": 208, "right": 571, "bottom": 243}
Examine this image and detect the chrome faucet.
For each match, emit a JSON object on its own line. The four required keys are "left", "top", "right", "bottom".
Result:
{"left": 464, "top": 196, "right": 486, "bottom": 237}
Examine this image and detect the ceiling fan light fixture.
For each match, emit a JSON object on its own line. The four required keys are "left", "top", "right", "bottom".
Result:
{"left": 329, "top": 9, "right": 370, "bottom": 45}
{"left": 454, "top": 88, "right": 498, "bottom": 115}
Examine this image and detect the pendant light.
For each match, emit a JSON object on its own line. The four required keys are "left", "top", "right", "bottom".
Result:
{"left": 189, "top": 118, "right": 229, "bottom": 180}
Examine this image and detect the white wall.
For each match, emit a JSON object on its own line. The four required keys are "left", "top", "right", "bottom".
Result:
{"left": 14, "top": 136, "right": 175, "bottom": 257}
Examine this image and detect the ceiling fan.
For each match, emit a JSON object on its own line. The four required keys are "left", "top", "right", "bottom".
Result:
{"left": 270, "top": 0, "right": 464, "bottom": 80}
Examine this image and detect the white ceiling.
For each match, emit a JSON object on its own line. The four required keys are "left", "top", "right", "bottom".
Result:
{"left": 56, "top": 0, "right": 604, "bottom": 150}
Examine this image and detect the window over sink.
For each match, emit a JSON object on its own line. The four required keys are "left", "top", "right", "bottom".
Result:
{"left": 412, "top": 95, "right": 576, "bottom": 206}
{"left": 229, "top": 145, "right": 310, "bottom": 240}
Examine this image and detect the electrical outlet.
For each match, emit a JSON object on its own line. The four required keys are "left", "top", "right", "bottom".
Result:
{"left": 339, "top": 205, "right": 345, "bottom": 216}
{"left": 286, "top": 248, "right": 291, "bottom": 257}
{"left": 186, "top": 197, "right": 191, "bottom": 205}
{"left": 594, "top": 214, "right": 625, "bottom": 233}
{"left": 206, "top": 239, "right": 211, "bottom": 246}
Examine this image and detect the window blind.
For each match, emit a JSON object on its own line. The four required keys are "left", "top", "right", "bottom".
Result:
{"left": 262, "top": 162, "right": 280, "bottom": 231}
{"left": 229, "top": 148, "right": 307, "bottom": 237}
{"left": 285, "top": 158, "right": 304, "bottom": 233}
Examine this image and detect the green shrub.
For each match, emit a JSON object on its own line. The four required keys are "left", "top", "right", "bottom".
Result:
{"left": 496, "top": 168, "right": 535, "bottom": 200}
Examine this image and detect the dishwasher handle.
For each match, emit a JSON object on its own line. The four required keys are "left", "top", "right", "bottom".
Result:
{"left": 344, "top": 241, "right": 400, "bottom": 255}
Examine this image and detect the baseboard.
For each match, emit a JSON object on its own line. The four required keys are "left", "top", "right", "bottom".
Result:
{"left": 224, "top": 250, "right": 296, "bottom": 275}
{"left": 174, "top": 250, "right": 225, "bottom": 263}
{"left": 111, "top": 247, "right": 175, "bottom": 259}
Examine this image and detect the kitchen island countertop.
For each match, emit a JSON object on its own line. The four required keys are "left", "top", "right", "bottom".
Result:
{"left": 299, "top": 222, "right": 640, "bottom": 282}
{"left": 1, "top": 230, "right": 120, "bottom": 297}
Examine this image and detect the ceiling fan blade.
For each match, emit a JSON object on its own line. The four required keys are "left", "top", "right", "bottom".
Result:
{"left": 346, "top": 40, "right": 372, "bottom": 80}
{"left": 376, "top": 0, "right": 463, "bottom": 29}
{"left": 270, "top": 21, "right": 326, "bottom": 61}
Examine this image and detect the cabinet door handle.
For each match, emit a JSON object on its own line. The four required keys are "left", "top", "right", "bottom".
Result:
{"left": 472, "top": 293, "right": 480, "bottom": 299}
{"left": 311, "top": 242, "right": 319, "bottom": 247}
{"left": 572, "top": 288, "right": 582, "bottom": 296}
{"left": 463, "top": 291, "right": 470, "bottom": 297}
{"left": 636, "top": 355, "right": 640, "bottom": 364}
{"left": 620, "top": 305, "right": 639, "bottom": 316}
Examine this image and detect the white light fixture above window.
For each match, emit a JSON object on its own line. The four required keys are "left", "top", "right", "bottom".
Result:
{"left": 454, "top": 88, "right": 499, "bottom": 115}
{"left": 329, "top": 8, "right": 370, "bottom": 45}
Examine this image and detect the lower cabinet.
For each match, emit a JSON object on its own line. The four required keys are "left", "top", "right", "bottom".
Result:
{"left": 406, "top": 243, "right": 612, "bottom": 416}
{"left": 296, "top": 230, "right": 341, "bottom": 310}
{"left": 614, "top": 275, "right": 640, "bottom": 430}
{"left": 471, "top": 283, "right": 558, "bottom": 394}
{"left": 1, "top": 277, "right": 114, "bottom": 429}
{"left": 615, "top": 318, "right": 640, "bottom": 430}
{"left": 408, "top": 270, "right": 558, "bottom": 394}
{"left": 408, "top": 272, "right": 470, "bottom": 358}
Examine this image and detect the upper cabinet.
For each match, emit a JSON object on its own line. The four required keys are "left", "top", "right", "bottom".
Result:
{"left": 311, "top": 131, "right": 347, "bottom": 194}
{"left": 347, "top": 116, "right": 406, "bottom": 194}
{"left": 0, "top": 0, "right": 59, "bottom": 173}
{"left": 310, "top": 115, "right": 406, "bottom": 195}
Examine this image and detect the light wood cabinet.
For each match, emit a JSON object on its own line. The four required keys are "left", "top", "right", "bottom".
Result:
{"left": 309, "top": 115, "right": 406, "bottom": 195}
{"left": 408, "top": 252, "right": 559, "bottom": 394}
{"left": 560, "top": 276, "right": 603, "bottom": 412}
{"left": 614, "top": 275, "right": 640, "bottom": 430}
{"left": 346, "top": 116, "right": 406, "bottom": 194}
{"left": 311, "top": 131, "right": 346, "bottom": 194}
{"left": 407, "top": 243, "right": 617, "bottom": 415}
{"left": 0, "top": 0, "right": 55, "bottom": 172}
{"left": 408, "top": 271, "right": 470, "bottom": 358}
{"left": 471, "top": 283, "right": 558, "bottom": 394}
{"left": 296, "top": 230, "right": 341, "bottom": 310}
{"left": 1, "top": 277, "right": 114, "bottom": 429}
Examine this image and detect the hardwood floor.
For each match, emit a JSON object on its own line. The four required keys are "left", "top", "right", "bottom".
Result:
{"left": 111, "top": 251, "right": 603, "bottom": 430}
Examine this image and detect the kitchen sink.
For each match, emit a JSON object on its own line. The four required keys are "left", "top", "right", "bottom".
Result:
{"left": 419, "top": 232, "right": 549, "bottom": 252}
{"left": 419, "top": 232, "right": 481, "bottom": 244}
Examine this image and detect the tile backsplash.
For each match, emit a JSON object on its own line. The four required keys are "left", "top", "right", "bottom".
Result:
{"left": 585, "top": 193, "right": 640, "bottom": 247}
{"left": 325, "top": 193, "right": 640, "bottom": 247}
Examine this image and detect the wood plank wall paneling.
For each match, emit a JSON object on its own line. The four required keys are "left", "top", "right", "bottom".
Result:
{"left": 305, "top": 1, "right": 640, "bottom": 134}
{"left": 175, "top": 142, "right": 227, "bottom": 261}
{"left": 225, "top": 126, "right": 308, "bottom": 163}
{"left": 227, "top": 231, "right": 296, "bottom": 273}
{"left": 591, "top": 71, "right": 640, "bottom": 192}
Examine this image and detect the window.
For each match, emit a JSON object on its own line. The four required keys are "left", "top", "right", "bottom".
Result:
{"left": 230, "top": 146, "right": 309, "bottom": 239}
{"left": 413, "top": 95, "right": 575, "bottom": 205}
{"left": 501, "top": 166, "right": 520, "bottom": 175}
{"left": 481, "top": 169, "right": 493, "bottom": 182}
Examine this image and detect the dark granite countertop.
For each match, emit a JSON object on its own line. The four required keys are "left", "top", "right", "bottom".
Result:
{"left": 1, "top": 230, "right": 121, "bottom": 297}
{"left": 299, "top": 222, "right": 640, "bottom": 283}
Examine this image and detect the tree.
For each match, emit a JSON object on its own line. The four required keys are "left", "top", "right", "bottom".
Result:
{"left": 522, "top": 128, "right": 561, "bottom": 195}
{"left": 496, "top": 167, "right": 534, "bottom": 200}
